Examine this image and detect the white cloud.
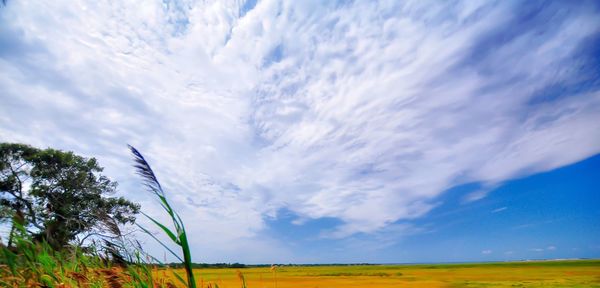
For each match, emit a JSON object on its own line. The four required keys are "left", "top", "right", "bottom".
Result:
{"left": 1, "top": 0, "right": 599, "bottom": 260}
{"left": 482, "top": 250, "right": 492, "bottom": 255}
{"left": 492, "top": 207, "right": 508, "bottom": 213}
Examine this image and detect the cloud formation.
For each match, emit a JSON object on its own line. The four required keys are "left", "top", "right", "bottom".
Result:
{"left": 1, "top": 0, "right": 599, "bottom": 261}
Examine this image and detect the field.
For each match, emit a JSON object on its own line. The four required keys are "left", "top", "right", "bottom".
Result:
{"left": 2, "top": 147, "right": 599, "bottom": 287}
{"left": 163, "top": 260, "right": 600, "bottom": 288}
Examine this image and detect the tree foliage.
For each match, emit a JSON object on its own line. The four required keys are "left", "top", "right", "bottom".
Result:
{"left": 0, "top": 143, "right": 140, "bottom": 250}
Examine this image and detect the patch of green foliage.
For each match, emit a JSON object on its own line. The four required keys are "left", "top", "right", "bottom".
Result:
{"left": 0, "top": 143, "right": 140, "bottom": 250}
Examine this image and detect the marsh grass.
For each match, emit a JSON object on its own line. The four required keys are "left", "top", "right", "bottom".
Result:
{"left": 128, "top": 145, "right": 198, "bottom": 288}
{"left": 0, "top": 222, "right": 112, "bottom": 287}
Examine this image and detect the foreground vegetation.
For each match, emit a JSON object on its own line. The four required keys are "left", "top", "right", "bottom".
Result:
{"left": 1, "top": 144, "right": 200, "bottom": 287}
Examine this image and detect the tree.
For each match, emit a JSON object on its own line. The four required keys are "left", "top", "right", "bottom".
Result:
{"left": 0, "top": 143, "right": 40, "bottom": 247}
{"left": 0, "top": 143, "right": 140, "bottom": 250}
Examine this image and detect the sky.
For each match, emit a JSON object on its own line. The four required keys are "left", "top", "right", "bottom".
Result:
{"left": 1, "top": 0, "right": 599, "bottom": 264}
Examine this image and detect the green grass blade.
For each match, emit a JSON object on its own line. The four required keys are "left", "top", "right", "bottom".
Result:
{"left": 142, "top": 212, "right": 180, "bottom": 245}
{"left": 129, "top": 145, "right": 197, "bottom": 288}
{"left": 172, "top": 270, "right": 188, "bottom": 286}
{"left": 179, "top": 230, "right": 196, "bottom": 288}
{"left": 135, "top": 223, "right": 184, "bottom": 263}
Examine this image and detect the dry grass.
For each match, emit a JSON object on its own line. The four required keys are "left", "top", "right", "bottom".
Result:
{"left": 156, "top": 260, "right": 600, "bottom": 288}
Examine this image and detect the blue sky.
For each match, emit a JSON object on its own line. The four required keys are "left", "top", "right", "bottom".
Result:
{"left": 1, "top": 0, "right": 599, "bottom": 263}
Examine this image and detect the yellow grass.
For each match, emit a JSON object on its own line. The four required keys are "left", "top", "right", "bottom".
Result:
{"left": 156, "top": 260, "right": 600, "bottom": 288}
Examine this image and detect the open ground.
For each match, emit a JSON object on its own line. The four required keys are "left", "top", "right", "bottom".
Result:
{"left": 160, "top": 260, "right": 600, "bottom": 288}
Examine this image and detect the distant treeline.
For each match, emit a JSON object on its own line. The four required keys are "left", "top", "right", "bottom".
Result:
{"left": 161, "top": 262, "right": 380, "bottom": 268}
{"left": 161, "top": 263, "right": 249, "bottom": 269}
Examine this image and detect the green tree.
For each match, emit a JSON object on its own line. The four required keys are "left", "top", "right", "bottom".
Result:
{"left": 0, "top": 143, "right": 140, "bottom": 250}
{"left": 0, "top": 143, "right": 40, "bottom": 246}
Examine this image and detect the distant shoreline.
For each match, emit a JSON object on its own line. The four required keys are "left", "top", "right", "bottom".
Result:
{"left": 162, "top": 258, "right": 600, "bottom": 268}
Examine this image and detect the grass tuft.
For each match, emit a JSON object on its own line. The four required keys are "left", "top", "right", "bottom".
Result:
{"left": 128, "top": 145, "right": 197, "bottom": 288}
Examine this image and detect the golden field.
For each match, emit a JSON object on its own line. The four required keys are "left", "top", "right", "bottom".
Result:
{"left": 159, "top": 260, "right": 600, "bottom": 288}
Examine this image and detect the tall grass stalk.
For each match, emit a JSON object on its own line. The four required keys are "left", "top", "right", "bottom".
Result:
{"left": 129, "top": 145, "right": 197, "bottom": 288}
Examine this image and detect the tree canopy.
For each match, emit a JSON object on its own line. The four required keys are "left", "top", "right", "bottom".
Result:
{"left": 0, "top": 143, "right": 140, "bottom": 249}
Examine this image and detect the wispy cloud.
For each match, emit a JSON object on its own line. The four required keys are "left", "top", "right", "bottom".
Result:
{"left": 1, "top": 0, "right": 599, "bottom": 260}
{"left": 481, "top": 250, "right": 492, "bottom": 255}
{"left": 513, "top": 219, "right": 556, "bottom": 230}
{"left": 492, "top": 207, "right": 508, "bottom": 213}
